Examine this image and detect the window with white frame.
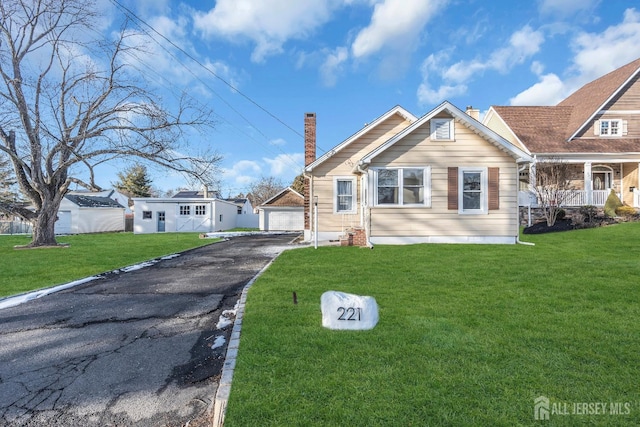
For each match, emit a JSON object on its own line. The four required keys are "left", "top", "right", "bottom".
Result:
{"left": 459, "top": 168, "right": 487, "bottom": 214}
{"left": 599, "top": 119, "right": 622, "bottom": 136}
{"left": 195, "top": 205, "right": 206, "bottom": 215}
{"left": 375, "top": 167, "right": 431, "bottom": 206}
{"left": 430, "top": 118, "right": 454, "bottom": 140}
{"left": 334, "top": 177, "right": 356, "bottom": 213}
{"left": 179, "top": 205, "right": 190, "bottom": 216}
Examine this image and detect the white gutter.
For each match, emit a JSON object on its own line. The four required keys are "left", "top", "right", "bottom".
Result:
{"left": 516, "top": 162, "right": 535, "bottom": 246}
{"left": 355, "top": 162, "right": 374, "bottom": 248}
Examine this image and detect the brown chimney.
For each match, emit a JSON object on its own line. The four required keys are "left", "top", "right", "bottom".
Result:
{"left": 304, "top": 113, "right": 316, "bottom": 166}
{"left": 304, "top": 113, "right": 316, "bottom": 231}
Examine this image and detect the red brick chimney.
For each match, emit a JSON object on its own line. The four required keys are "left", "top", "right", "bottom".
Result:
{"left": 304, "top": 113, "right": 316, "bottom": 230}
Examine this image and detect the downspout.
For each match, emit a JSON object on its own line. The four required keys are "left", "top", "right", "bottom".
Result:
{"left": 355, "top": 162, "right": 374, "bottom": 248}
{"left": 516, "top": 160, "right": 535, "bottom": 246}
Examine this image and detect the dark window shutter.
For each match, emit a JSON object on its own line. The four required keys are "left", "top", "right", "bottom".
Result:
{"left": 488, "top": 167, "right": 499, "bottom": 210}
{"left": 448, "top": 167, "right": 458, "bottom": 210}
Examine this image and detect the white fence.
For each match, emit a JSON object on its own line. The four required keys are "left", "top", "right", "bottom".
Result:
{"left": 519, "top": 190, "right": 617, "bottom": 207}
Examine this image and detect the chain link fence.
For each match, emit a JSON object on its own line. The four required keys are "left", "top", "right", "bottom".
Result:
{"left": 0, "top": 220, "right": 33, "bottom": 235}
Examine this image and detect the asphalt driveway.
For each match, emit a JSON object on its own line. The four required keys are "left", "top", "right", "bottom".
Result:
{"left": 0, "top": 233, "right": 297, "bottom": 426}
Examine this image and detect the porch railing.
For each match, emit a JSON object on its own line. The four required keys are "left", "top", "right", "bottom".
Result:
{"left": 519, "top": 190, "right": 616, "bottom": 207}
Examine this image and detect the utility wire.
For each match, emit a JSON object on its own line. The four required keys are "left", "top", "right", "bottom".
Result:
{"left": 111, "top": 0, "right": 314, "bottom": 146}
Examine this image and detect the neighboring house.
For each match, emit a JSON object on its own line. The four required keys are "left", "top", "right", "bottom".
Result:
{"left": 258, "top": 187, "right": 304, "bottom": 231}
{"left": 303, "top": 102, "right": 532, "bottom": 245}
{"left": 55, "top": 194, "right": 125, "bottom": 234}
{"left": 171, "top": 190, "right": 258, "bottom": 229}
{"left": 132, "top": 197, "right": 238, "bottom": 233}
{"left": 225, "top": 197, "right": 259, "bottom": 228}
{"left": 483, "top": 57, "right": 640, "bottom": 208}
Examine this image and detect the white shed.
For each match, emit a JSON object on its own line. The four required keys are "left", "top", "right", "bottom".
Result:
{"left": 55, "top": 195, "right": 125, "bottom": 234}
{"left": 132, "top": 197, "right": 239, "bottom": 234}
{"left": 258, "top": 187, "right": 304, "bottom": 231}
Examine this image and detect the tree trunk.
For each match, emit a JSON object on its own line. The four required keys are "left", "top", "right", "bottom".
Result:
{"left": 29, "top": 197, "right": 63, "bottom": 247}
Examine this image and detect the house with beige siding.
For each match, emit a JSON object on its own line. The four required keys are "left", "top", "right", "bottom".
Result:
{"left": 303, "top": 102, "right": 532, "bottom": 245}
{"left": 483, "top": 57, "right": 640, "bottom": 209}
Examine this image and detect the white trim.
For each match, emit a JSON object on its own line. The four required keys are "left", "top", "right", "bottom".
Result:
{"left": 333, "top": 176, "right": 357, "bottom": 214}
{"left": 372, "top": 166, "right": 432, "bottom": 207}
{"left": 599, "top": 118, "right": 623, "bottom": 136}
{"left": 305, "top": 106, "right": 418, "bottom": 172}
{"left": 370, "top": 235, "right": 516, "bottom": 245}
{"left": 260, "top": 186, "right": 303, "bottom": 206}
{"left": 359, "top": 101, "right": 532, "bottom": 166}
{"left": 430, "top": 118, "right": 455, "bottom": 140}
{"left": 458, "top": 167, "right": 488, "bottom": 215}
{"left": 568, "top": 63, "right": 640, "bottom": 140}
{"left": 598, "top": 110, "right": 640, "bottom": 115}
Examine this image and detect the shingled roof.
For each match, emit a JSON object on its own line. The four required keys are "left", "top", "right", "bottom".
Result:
{"left": 491, "top": 58, "right": 640, "bottom": 153}
{"left": 65, "top": 195, "right": 124, "bottom": 208}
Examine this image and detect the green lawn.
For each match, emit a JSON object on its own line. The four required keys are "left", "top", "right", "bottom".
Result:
{"left": 0, "top": 232, "right": 216, "bottom": 297}
{"left": 225, "top": 223, "right": 640, "bottom": 426}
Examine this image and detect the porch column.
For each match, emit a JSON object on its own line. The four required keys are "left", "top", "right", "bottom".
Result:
{"left": 584, "top": 162, "right": 592, "bottom": 205}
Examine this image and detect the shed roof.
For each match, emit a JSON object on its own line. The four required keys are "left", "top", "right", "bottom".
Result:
{"left": 65, "top": 195, "right": 124, "bottom": 208}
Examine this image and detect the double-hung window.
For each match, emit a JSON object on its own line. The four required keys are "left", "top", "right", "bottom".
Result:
{"left": 459, "top": 167, "right": 487, "bottom": 214}
{"left": 334, "top": 177, "right": 356, "bottom": 213}
{"left": 375, "top": 167, "right": 431, "bottom": 206}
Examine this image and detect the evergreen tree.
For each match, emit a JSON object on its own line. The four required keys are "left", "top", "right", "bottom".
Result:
{"left": 113, "top": 165, "right": 153, "bottom": 198}
{"left": 291, "top": 173, "right": 305, "bottom": 195}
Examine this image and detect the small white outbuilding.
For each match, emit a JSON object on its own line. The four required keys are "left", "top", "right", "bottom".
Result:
{"left": 132, "top": 197, "right": 239, "bottom": 234}
{"left": 55, "top": 194, "right": 125, "bottom": 234}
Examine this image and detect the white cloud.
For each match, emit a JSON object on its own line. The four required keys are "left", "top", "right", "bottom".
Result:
{"left": 351, "top": 0, "right": 449, "bottom": 59}
{"left": 509, "top": 74, "right": 567, "bottom": 105}
{"left": 320, "top": 46, "right": 349, "bottom": 86}
{"left": 509, "top": 8, "right": 640, "bottom": 106}
{"left": 539, "top": 0, "right": 600, "bottom": 17}
{"left": 264, "top": 153, "right": 304, "bottom": 177}
{"left": 417, "top": 26, "right": 544, "bottom": 106}
{"left": 222, "top": 160, "right": 262, "bottom": 187}
{"left": 571, "top": 8, "right": 640, "bottom": 81}
{"left": 269, "top": 138, "right": 287, "bottom": 146}
{"left": 193, "top": 0, "right": 340, "bottom": 63}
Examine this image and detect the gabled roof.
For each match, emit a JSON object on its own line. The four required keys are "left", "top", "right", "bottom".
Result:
{"left": 559, "top": 57, "right": 640, "bottom": 140}
{"left": 488, "top": 58, "right": 640, "bottom": 154}
{"left": 65, "top": 195, "right": 124, "bottom": 208}
{"left": 224, "top": 198, "right": 250, "bottom": 207}
{"left": 305, "top": 105, "right": 417, "bottom": 172}
{"left": 360, "top": 101, "right": 532, "bottom": 166}
{"left": 260, "top": 187, "right": 304, "bottom": 207}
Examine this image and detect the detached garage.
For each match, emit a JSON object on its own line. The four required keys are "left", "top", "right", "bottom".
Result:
{"left": 54, "top": 195, "right": 125, "bottom": 234}
{"left": 259, "top": 187, "right": 304, "bottom": 231}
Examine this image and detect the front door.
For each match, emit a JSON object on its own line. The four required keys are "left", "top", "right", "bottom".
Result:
{"left": 592, "top": 171, "right": 612, "bottom": 190}
{"left": 157, "top": 211, "right": 165, "bottom": 232}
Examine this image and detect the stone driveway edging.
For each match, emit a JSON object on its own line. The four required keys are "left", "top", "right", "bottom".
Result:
{"left": 211, "top": 253, "right": 282, "bottom": 427}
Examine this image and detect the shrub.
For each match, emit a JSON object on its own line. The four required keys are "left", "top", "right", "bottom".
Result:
{"left": 579, "top": 205, "right": 597, "bottom": 222}
{"left": 556, "top": 209, "right": 566, "bottom": 220}
{"left": 615, "top": 205, "right": 637, "bottom": 218}
{"left": 604, "top": 190, "right": 623, "bottom": 217}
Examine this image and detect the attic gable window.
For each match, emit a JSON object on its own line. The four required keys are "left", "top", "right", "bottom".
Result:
{"left": 430, "top": 118, "right": 454, "bottom": 140}
{"left": 374, "top": 167, "right": 431, "bottom": 207}
{"left": 595, "top": 119, "right": 626, "bottom": 136}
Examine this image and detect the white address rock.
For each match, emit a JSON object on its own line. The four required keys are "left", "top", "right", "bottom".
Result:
{"left": 321, "top": 291, "right": 379, "bottom": 330}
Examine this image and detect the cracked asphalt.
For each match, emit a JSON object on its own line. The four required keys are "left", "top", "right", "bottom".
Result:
{"left": 0, "top": 233, "right": 297, "bottom": 427}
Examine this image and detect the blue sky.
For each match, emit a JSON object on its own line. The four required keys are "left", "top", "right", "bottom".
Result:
{"left": 96, "top": 0, "right": 640, "bottom": 196}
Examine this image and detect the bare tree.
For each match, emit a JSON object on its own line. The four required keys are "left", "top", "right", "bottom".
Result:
{"left": 248, "top": 176, "right": 284, "bottom": 207}
{"left": 529, "top": 158, "right": 576, "bottom": 227}
{"left": 0, "top": 0, "right": 221, "bottom": 246}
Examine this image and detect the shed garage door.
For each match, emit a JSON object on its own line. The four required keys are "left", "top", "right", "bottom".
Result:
{"left": 55, "top": 210, "right": 72, "bottom": 234}
{"left": 264, "top": 208, "right": 303, "bottom": 231}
